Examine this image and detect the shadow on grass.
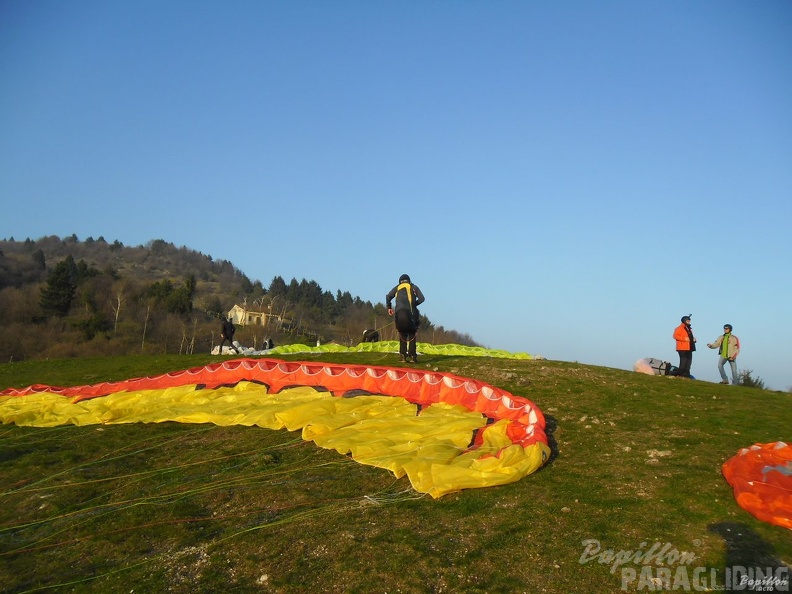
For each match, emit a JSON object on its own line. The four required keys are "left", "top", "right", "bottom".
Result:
{"left": 543, "top": 414, "right": 559, "bottom": 464}
{"left": 708, "top": 521, "right": 790, "bottom": 593}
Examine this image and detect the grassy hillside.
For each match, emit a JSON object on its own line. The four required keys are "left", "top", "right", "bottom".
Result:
{"left": 0, "top": 236, "right": 479, "bottom": 363}
{"left": 0, "top": 353, "right": 789, "bottom": 594}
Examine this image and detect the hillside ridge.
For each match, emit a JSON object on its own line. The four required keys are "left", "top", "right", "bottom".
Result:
{"left": 0, "top": 234, "right": 477, "bottom": 362}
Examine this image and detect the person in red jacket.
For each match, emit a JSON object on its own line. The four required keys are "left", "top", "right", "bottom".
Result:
{"left": 672, "top": 315, "right": 697, "bottom": 377}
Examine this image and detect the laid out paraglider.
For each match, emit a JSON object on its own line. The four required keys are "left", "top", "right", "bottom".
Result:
{"left": 0, "top": 358, "right": 550, "bottom": 498}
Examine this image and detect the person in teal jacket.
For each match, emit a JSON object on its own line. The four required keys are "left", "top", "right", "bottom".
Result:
{"left": 707, "top": 324, "right": 740, "bottom": 384}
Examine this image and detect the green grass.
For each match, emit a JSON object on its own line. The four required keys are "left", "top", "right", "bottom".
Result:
{"left": 0, "top": 353, "right": 789, "bottom": 593}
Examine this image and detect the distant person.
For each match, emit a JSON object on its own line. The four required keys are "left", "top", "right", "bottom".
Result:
{"left": 219, "top": 316, "right": 239, "bottom": 354}
{"left": 361, "top": 329, "right": 380, "bottom": 343}
{"left": 262, "top": 337, "right": 274, "bottom": 350}
{"left": 672, "top": 315, "right": 696, "bottom": 378}
{"left": 386, "top": 274, "right": 425, "bottom": 363}
{"left": 707, "top": 324, "right": 740, "bottom": 384}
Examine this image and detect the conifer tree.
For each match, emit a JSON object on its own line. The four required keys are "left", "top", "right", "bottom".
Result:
{"left": 40, "top": 255, "right": 77, "bottom": 317}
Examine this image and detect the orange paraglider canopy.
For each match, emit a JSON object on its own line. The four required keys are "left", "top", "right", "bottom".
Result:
{"left": 722, "top": 441, "right": 792, "bottom": 530}
{"left": 0, "top": 358, "right": 550, "bottom": 498}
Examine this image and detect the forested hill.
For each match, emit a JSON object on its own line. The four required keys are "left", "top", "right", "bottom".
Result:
{"left": 0, "top": 235, "right": 478, "bottom": 362}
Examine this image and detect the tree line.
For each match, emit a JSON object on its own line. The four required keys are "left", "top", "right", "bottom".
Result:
{"left": 0, "top": 235, "right": 478, "bottom": 362}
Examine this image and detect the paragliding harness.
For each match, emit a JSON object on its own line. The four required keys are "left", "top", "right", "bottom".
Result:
{"left": 395, "top": 282, "right": 420, "bottom": 332}
{"left": 639, "top": 358, "right": 677, "bottom": 376}
{"left": 655, "top": 360, "right": 677, "bottom": 376}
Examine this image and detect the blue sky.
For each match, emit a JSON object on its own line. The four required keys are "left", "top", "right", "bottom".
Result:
{"left": 2, "top": 1, "right": 791, "bottom": 390}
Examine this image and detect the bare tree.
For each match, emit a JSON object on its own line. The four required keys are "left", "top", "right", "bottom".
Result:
{"left": 189, "top": 318, "right": 197, "bottom": 354}
{"left": 141, "top": 301, "right": 152, "bottom": 352}
{"left": 111, "top": 285, "right": 126, "bottom": 335}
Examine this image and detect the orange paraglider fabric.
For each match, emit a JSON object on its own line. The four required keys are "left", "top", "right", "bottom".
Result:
{"left": 0, "top": 358, "right": 550, "bottom": 498}
{"left": 722, "top": 442, "right": 792, "bottom": 530}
